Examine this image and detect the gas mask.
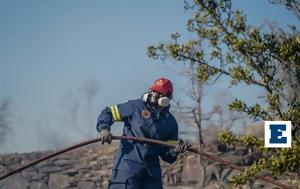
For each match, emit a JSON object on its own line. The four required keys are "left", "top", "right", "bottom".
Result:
{"left": 142, "top": 91, "right": 170, "bottom": 107}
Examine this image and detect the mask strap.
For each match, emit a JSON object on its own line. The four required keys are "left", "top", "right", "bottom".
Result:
{"left": 142, "top": 92, "right": 152, "bottom": 103}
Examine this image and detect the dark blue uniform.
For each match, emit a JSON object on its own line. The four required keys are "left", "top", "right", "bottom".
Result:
{"left": 96, "top": 99, "right": 178, "bottom": 189}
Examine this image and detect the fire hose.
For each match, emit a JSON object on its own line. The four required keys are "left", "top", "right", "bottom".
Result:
{"left": 0, "top": 135, "right": 297, "bottom": 189}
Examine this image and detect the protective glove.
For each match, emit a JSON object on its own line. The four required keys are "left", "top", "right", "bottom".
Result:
{"left": 169, "top": 139, "right": 191, "bottom": 157}
{"left": 99, "top": 129, "right": 113, "bottom": 144}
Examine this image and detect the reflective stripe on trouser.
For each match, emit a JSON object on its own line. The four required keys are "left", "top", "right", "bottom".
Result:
{"left": 108, "top": 169, "right": 163, "bottom": 189}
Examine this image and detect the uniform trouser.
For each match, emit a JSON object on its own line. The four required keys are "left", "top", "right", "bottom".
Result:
{"left": 108, "top": 169, "right": 163, "bottom": 189}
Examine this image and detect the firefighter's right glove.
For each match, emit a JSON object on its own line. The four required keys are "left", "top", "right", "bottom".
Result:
{"left": 99, "top": 129, "right": 112, "bottom": 144}
{"left": 170, "top": 139, "right": 191, "bottom": 157}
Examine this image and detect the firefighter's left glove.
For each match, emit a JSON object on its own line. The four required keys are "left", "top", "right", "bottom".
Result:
{"left": 170, "top": 139, "right": 191, "bottom": 157}
{"left": 99, "top": 129, "right": 113, "bottom": 144}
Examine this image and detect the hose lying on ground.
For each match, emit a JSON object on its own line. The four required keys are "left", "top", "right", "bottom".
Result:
{"left": 0, "top": 135, "right": 297, "bottom": 189}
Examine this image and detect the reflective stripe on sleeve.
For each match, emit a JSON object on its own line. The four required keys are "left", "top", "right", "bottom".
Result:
{"left": 111, "top": 105, "right": 122, "bottom": 122}
{"left": 114, "top": 105, "right": 121, "bottom": 121}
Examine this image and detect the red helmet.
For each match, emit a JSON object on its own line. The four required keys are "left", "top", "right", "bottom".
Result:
{"left": 150, "top": 78, "right": 173, "bottom": 97}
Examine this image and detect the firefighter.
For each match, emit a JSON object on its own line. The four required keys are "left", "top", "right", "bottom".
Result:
{"left": 96, "top": 78, "right": 190, "bottom": 189}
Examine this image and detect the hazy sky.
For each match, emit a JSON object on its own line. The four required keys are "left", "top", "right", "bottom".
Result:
{"left": 0, "top": 0, "right": 299, "bottom": 153}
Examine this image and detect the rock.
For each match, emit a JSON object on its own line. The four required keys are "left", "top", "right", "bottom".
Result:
{"left": 91, "top": 169, "right": 110, "bottom": 176}
{"left": 81, "top": 175, "right": 101, "bottom": 182}
{"left": 220, "top": 168, "right": 233, "bottom": 181}
{"left": 0, "top": 164, "right": 7, "bottom": 174}
{"left": 204, "top": 164, "right": 216, "bottom": 186}
{"left": 48, "top": 173, "right": 72, "bottom": 189}
{"left": 204, "top": 182, "right": 222, "bottom": 189}
{"left": 89, "top": 160, "right": 99, "bottom": 167}
{"left": 62, "top": 168, "right": 78, "bottom": 176}
{"left": 21, "top": 170, "right": 39, "bottom": 180}
{"left": 54, "top": 159, "right": 72, "bottom": 166}
{"left": 31, "top": 172, "right": 48, "bottom": 181}
{"left": 3, "top": 155, "right": 22, "bottom": 166}
{"left": 253, "top": 181, "right": 264, "bottom": 188}
{"left": 212, "top": 164, "right": 222, "bottom": 180}
{"left": 77, "top": 181, "right": 96, "bottom": 189}
{"left": 241, "top": 184, "right": 251, "bottom": 189}
{"left": 39, "top": 166, "right": 63, "bottom": 173}
{"left": 182, "top": 155, "right": 202, "bottom": 185}
{"left": 224, "top": 169, "right": 240, "bottom": 184}
{"left": 29, "top": 181, "right": 49, "bottom": 189}
{"left": 219, "top": 151, "right": 241, "bottom": 165}
{"left": 0, "top": 174, "right": 29, "bottom": 189}
{"left": 163, "top": 162, "right": 183, "bottom": 185}
{"left": 74, "top": 163, "right": 88, "bottom": 170}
